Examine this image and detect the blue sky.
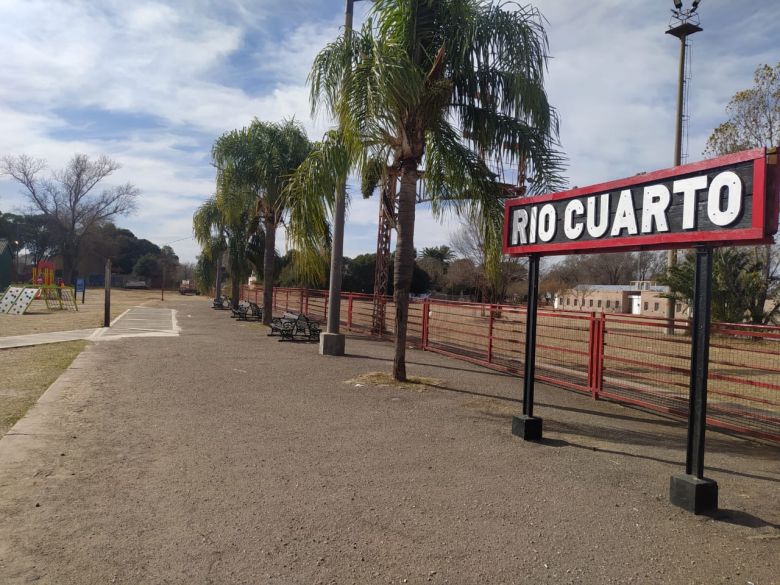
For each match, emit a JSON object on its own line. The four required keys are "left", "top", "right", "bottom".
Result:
{"left": 0, "top": 0, "right": 777, "bottom": 263}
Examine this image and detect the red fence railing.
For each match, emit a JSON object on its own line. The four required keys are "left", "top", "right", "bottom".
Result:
{"left": 240, "top": 285, "right": 780, "bottom": 443}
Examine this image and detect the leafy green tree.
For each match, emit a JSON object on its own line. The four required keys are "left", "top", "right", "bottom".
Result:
{"left": 211, "top": 119, "right": 314, "bottom": 322}
{"left": 133, "top": 253, "right": 161, "bottom": 280}
{"left": 420, "top": 246, "right": 455, "bottom": 264}
{"left": 293, "top": 0, "right": 564, "bottom": 379}
{"left": 0, "top": 212, "right": 58, "bottom": 267}
{"left": 661, "top": 248, "right": 780, "bottom": 324}
{"left": 703, "top": 61, "right": 780, "bottom": 323}
{"left": 705, "top": 62, "right": 779, "bottom": 156}
{"left": 194, "top": 253, "right": 217, "bottom": 295}
{"left": 193, "top": 196, "right": 252, "bottom": 308}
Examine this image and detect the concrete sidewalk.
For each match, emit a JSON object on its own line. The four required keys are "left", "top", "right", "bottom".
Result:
{"left": 0, "top": 328, "right": 99, "bottom": 349}
{"left": 0, "top": 298, "right": 777, "bottom": 584}
{"left": 0, "top": 307, "right": 179, "bottom": 349}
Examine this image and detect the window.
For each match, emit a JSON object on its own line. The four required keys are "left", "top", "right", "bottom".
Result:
{"left": 643, "top": 302, "right": 648, "bottom": 311}
{"left": 597, "top": 300, "right": 602, "bottom": 308}
{"left": 589, "top": 299, "right": 594, "bottom": 307}
{"left": 567, "top": 298, "right": 570, "bottom": 305}
{"left": 574, "top": 299, "right": 577, "bottom": 306}
{"left": 606, "top": 300, "right": 611, "bottom": 308}
{"left": 615, "top": 300, "right": 620, "bottom": 308}
{"left": 676, "top": 303, "right": 682, "bottom": 312}
{"left": 654, "top": 302, "right": 659, "bottom": 311}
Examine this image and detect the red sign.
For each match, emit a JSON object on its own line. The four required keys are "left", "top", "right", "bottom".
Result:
{"left": 503, "top": 148, "right": 779, "bottom": 257}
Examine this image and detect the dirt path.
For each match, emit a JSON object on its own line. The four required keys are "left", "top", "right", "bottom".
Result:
{"left": 0, "top": 298, "right": 777, "bottom": 584}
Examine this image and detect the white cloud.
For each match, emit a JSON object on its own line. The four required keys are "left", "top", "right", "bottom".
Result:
{"left": 1, "top": 0, "right": 778, "bottom": 268}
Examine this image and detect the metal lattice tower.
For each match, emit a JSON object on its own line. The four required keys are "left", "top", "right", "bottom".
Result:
{"left": 371, "top": 174, "right": 398, "bottom": 334}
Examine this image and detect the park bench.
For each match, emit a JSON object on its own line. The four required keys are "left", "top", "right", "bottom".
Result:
{"left": 269, "top": 312, "right": 299, "bottom": 336}
{"left": 231, "top": 303, "right": 249, "bottom": 319}
{"left": 212, "top": 296, "right": 229, "bottom": 310}
{"left": 246, "top": 301, "right": 263, "bottom": 321}
{"left": 271, "top": 313, "right": 321, "bottom": 341}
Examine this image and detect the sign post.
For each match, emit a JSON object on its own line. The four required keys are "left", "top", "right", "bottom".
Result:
{"left": 512, "top": 254, "right": 543, "bottom": 440}
{"left": 502, "top": 148, "right": 779, "bottom": 515}
{"left": 669, "top": 246, "right": 717, "bottom": 513}
{"left": 75, "top": 278, "right": 86, "bottom": 304}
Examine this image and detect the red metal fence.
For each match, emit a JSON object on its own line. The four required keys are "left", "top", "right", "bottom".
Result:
{"left": 241, "top": 285, "right": 780, "bottom": 443}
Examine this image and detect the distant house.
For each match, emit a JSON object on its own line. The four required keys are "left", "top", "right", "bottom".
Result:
{"left": 0, "top": 239, "right": 12, "bottom": 290}
{"left": 553, "top": 280, "right": 689, "bottom": 318}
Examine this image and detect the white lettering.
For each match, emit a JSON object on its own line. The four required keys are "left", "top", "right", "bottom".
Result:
{"left": 564, "top": 199, "right": 585, "bottom": 240}
{"left": 586, "top": 194, "right": 610, "bottom": 238}
{"left": 708, "top": 171, "right": 742, "bottom": 227}
{"left": 528, "top": 206, "right": 539, "bottom": 244}
{"left": 538, "top": 204, "right": 557, "bottom": 242}
{"left": 673, "top": 175, "right": 707, "bottom": 230}
{"left": 512, "top": 208, "right": 528, "bottom": 245}
{"left": 641, "top": 184, "right": 670, "bottom": 233}
{"left": 611, "top": 189, "right": 638, "bottom": 236}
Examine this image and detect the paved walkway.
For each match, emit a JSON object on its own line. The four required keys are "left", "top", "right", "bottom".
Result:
{"left": 0, "top": 307, "right": 179, "bottom": 349}
{"left": 0, "top": 328, "right": 99, "bottom": 349}
{"left": 0, "top": 299, "right": 777, "bottom": 584}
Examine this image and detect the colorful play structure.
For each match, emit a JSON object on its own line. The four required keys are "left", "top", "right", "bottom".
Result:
{"left": 0, "top": 261, "right": 78, "bottom": 315}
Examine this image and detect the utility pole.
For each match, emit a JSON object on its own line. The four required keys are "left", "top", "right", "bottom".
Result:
{"left": 665, "top": 0, "right": 702, "bottom": 333}
{"left": 320, "top": 0, "right": 368, "bottom": 356}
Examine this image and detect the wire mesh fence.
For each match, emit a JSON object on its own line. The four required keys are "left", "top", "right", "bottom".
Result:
{"left": 240, "top": 285, "right": 780, "bottom": 442}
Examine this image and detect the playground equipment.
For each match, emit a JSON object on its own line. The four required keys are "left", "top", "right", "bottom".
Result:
{"left": 0, "top": 261, "right": 78, "bottom": 315}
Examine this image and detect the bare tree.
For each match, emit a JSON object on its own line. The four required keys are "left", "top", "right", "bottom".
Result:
{"left": 1, "top": 154, "right": 139, "bottom": 282}
{"left": 635, "top": 251, "right": 665, "bottom": 281}
{"left": 450, "top": 220, "right": 527, "bottom": 303}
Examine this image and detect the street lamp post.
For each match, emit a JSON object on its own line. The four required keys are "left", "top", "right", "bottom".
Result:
{"left": 320, "top": 0, "right": 367, "bottom": 356}
{"left": 665, "top": 1, "right": 702, "bottom": 332}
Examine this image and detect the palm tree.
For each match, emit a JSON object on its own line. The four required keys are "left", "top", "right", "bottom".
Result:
{"left": 192, "top": 195, "right": 254, "bottom": 308}
{"left": 420, "top": 246, "right": 455, "bottom": 264}
{"left": 212, "top": 119, "right": 314, "bottom": 324}
{"left": 293, "top": 0, "right": 565, "bottom": 380}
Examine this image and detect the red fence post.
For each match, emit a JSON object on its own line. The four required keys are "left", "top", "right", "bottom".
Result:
{"left": 299, "top": 289, "right": 304, "bottom": 314}
{"left": 347, "top": 294, "right": 354, "bottom": 331}
{"left": 595, "top": 313, "right": 605, "bottom": 399}
{"left": 487, "top": 305, "right": 495, "bottom": 363}
{"left": 421, "top": 299, "right": 430, "bottom": 348}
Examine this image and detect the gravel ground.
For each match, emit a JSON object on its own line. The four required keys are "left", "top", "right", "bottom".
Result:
{"left": 0, "top": 298, "right": 777, "bottom": 584}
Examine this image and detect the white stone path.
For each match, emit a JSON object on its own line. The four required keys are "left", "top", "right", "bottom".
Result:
{"left": 0, "top": 307, "right": 179, "bottom": 349}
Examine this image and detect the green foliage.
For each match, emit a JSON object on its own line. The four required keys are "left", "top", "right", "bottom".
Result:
{"left": 0, "top": 212, "right": 58, "bottom": 265}
{"left": 420, "top": 246, "right": 454, "bottom": 264}
{"left": 133, "top": 253, "right": 161, "bottom": 278}
{"left": 704, "top": 62, "right": 779, "bottom": 157}
{"left": 193, "top": 254, "right": 216, "bottom": 294}
{"left": 660, "top": 248, "right": 780, "bottom": 324}
{"left": 301, "top": 0, "right": 564, "bottom": 377}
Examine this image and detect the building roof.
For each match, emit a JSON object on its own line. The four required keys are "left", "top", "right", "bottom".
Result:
{"left": 571, "top": 283, "right": 669, "bottom": 293}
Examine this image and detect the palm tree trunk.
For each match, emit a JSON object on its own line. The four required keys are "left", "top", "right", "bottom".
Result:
{"left": 262, "top": 219, "right": 276, "bottom": 325}
{"left": 392, "top": 164, "right": 418, "bottom": 381}
{"left": 230, "top": 266, "right": 240, "bottom": 309}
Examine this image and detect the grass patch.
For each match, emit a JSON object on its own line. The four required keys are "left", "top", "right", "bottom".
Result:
{"left": 346, "top": 371, "right": 444, "bottom": 393}
{"left": 0, "top": 340, "right": 88, "bottom": 436}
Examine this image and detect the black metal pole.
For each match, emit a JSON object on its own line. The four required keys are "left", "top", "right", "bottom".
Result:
{"left": 523, "top": 254, "right": 540, "bottom": 417}
{"left": 670, "top": 246, "right": 718, "bottom": 514}
{"left": 686, "top": 247, "right": 712, "bottom": 477}
{"left": 512, "top": 254, "right": 543, "bottom": 440}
